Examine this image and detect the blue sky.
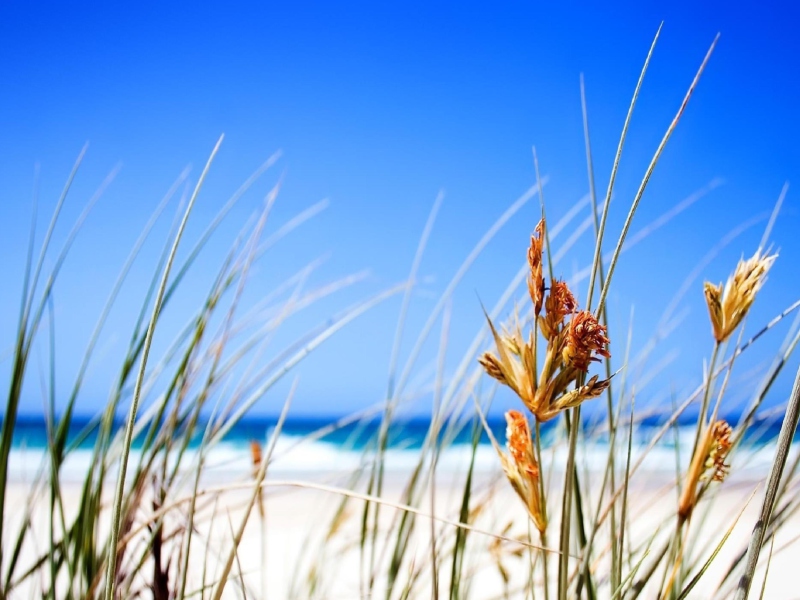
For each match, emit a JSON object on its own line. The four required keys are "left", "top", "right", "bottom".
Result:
{"left": 1, "top": 2, "right": 798, "bottom": 418}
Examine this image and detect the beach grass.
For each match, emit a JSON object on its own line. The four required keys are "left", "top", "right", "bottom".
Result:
{"left": 2, "top": 27, "right": 800, "bottom": 599}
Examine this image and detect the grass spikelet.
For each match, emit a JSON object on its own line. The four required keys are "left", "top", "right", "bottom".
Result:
{"left": 528, "top": 219, "right": 546, "bottom": 316}
{"left": 499, "top": 410, "right": 546, "bottom": 534}
{"left": 539, "top": 279, "right": 576, "bottom": 342}
{"left": 562, "top": 310, "right": 611, "bottom": 372}
{"left": 479, "top": 258, "right": 611, "bottom": 424}
{"left": 250, "top": 441, "right": 265, "bottom": 518}
{"left": 704, "top": 249, "right": 778, "bottom": 343}
{"left": 678, "top": 420, "right": 733, "bottom": 520}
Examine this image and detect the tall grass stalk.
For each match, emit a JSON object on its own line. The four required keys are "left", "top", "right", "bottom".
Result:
{"left": 734, "top": 364, "right": 800, "bottom": 599}
{"left": 104, "top": 135, "right": 224, "bottom": 600}
{"left": 555, "top": 30, "right": 717, "bottom": 600}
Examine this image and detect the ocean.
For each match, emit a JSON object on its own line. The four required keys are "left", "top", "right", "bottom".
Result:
{"left": 5, "top": 412, "right": 795, "bottom": 483}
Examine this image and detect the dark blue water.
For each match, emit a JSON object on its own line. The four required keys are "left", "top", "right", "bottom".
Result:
{"left": 4, "top": 409, "right": 794, "bottom": 452}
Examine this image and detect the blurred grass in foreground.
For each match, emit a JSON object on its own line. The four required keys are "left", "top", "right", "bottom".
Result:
{"left": 2, "top": 26, "right": 800, "bottom": 600}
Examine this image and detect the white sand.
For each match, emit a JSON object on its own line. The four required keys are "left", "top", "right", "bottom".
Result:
{"left": 5, "top": 469, "right": 799, "bottom": 599}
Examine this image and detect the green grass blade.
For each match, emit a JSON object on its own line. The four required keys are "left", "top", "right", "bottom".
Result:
{"left": 586, "top": 24, "right": 661, "bottom": 311}
{"left": 677, "top": 487, "right": 757, "bottom": 600}
{"left": 103, "top": 135, "right": 223, "bottom": 600}
{"left": 756, "top": 537, "right": 775, "bottom": 600}
{"left": 616, "top": 397, "right": 636, "bottom": 592}
{"left": 595, "top": 34, "right": 719, "bottom": 317}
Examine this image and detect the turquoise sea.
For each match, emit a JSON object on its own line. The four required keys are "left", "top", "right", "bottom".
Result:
{"left": 5, "top": 411, "right": 794, "bottom": 483}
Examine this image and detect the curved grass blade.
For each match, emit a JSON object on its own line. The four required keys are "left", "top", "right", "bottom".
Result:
{"left": 595, "top": 33, "right": 719, "bottom": 317}
{"left": 103, "top": 135, "right": 223, "bottom": 600}
{"left": 677, "top": 487, "right": 757, "bottom": 600}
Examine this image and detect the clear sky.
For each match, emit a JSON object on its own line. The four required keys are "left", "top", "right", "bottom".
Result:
{"left": 1, "top": 2, "right": 798, "bottom": 418}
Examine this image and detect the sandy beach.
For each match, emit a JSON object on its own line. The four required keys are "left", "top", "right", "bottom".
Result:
{"left": 6, "top": 465, "right": 799, "bottom": 599}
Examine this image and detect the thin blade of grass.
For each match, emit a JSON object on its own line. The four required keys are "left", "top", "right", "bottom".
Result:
{"left": 209, "top": 380, "right": 295, "bottom": 600}
{"left": 595, "top": 33, "right": 719, "bottom": 317}
{"left": 756, "top": 537, "right": 775, "bottom": 600}
{"left": 610, "top": 524, "right": 662, "bottom": 600}
{"left": 428, "top": 297, "right": 451, "bottom": 600}
{"left": 586, "top": 24, "right": 661, "bottom": 311}
{"left": 363, "top": 191, "right": 443, "bottom": 592}
{"left": 103, "top": 135, "right": 223, "bottom": 600}
{"left": 758, "top": 182, "right": 787, "bottom": 252}
{"left": 449, "top": 411, "right": 484, "bottom": 600}
{"left": 558, "top": 405, "right": 581, "bottom": 600}
{"left": 0, "top": 145, "right": 88, "bottom": 580}
{"left": 578, "top": 72, "right": 615, "bottom": 600}
{"left": 616, "top": 397, "right": 636, "bottom": 592}
{"left": 676, "top": 487, "right": 758, "bottom": 600}
{"left": 220, "top": 478, "right": 563, "bottom": 555}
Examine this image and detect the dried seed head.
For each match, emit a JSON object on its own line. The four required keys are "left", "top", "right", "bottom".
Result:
{"left": 552, "top": 374, "right": 611, "bottom": 413}
{"left": 528, "top": 219, "right": 546, "bottom": 316}
{"left": 539, "top": 279, "right": 577, "bottom": 341}
{"left": 704, "top": 249, "right": 777, "bottom": 342}
{"left": 678, "top": 419, "right": 734, "bottom": 519}
{"left": 250, "top": 439, "right": 263, "bottom": 510}
{"left": 501, "top": 324, "right": 523, "bottom": 356}
{"left": 500, "top": 410, "right": 546, "bottom": 533}
{"left": 479, "top": 352, "right": 508, "bottom": 385}
{"left": 562, "top": 310, "right": 611, "bottom": 372}
{"left": 506, "top": 410, "right": 539, "bottom": 479}
{"left": 479, "top": 315, "right": 537, "bottom": 412}
{"left": 704, "top": 282, "right": 724, "bottom": 340}
{"left": 548, "top": 279, "right": 577, "bottom": 322}
{"left": 704, "top": 420, "right": 733, "bottom": 482}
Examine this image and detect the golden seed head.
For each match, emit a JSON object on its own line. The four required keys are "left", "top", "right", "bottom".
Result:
{"left": 678, "top": 419, "right": 734, "bottom": 519}
{"left": 479, "top": 352, "right": 508, "bottom": 385}
{"left": 552, "top": 374, "right": 611, "bottom": 412}
{"left": 500, "top": 325, "right": 523, "bottom": 356}
{"left": 548, "top": 279, "right": 577, "bottom": 322}
{"left": 704, "top": 420, "right": 733, "bottom": 482}
{"left": 500, "top": 410, "right": 545, "bottom": 533}
{"left": 528, "top": 219, "right": 546, "bottom": 316}
{"left": 479, "top": 314, "right": 538, "bottom": 411}
{"left": 250, "top": 440, "right": 262, "bottom": 466}
{"left": 704, "top": 249, "right": 777, "bottom": 342}
{"left": 505, "top": 410, "right": 539, "bottom": 479}
{"left": 704, "top": 282, "right": 724, "bottom": 341}
{"left": 562, "top": 310, "right": 611, "bottom": 372}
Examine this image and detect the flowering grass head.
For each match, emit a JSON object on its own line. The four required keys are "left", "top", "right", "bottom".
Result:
{"left": 528, "top": 219, "right": 546, "bottom": 316}
{"left": 704, "top": 249, "right": 777, "bottom": 343}
{"left": 478, "top": 316, "right": 537, "bottom": 412}
{"left": 479, "top": 222, "right": 612, "bottom": 423}
{"left": 498, "top": 410, "right": 546, "bottom": 533}
{"left": 678, "top": 419, "right": 733, "bottom": 519}
{"left": 539, "top": 279, "right": 576, "bottom": 342}
{"left": 562, "top": 310, "right": 611, "bottom": 372}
